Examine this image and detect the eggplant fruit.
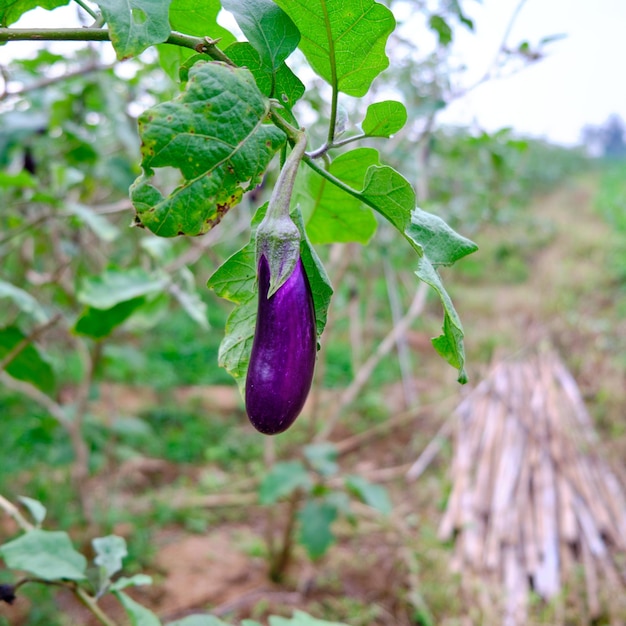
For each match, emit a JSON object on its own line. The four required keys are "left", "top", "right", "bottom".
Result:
{"left": 245, "top": 254, "right": 316, "bottom": 435}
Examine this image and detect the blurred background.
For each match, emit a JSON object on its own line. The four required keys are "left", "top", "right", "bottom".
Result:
{"left": 1, "top": 1, "right": 625, "bottom": 624}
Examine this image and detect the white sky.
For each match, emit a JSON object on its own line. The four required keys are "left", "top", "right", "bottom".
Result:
{"left": 438, "top": 0, "right": 626, "bottom": 145}
{"left": 2, "top": 0, "right": 625, "bottom": 146}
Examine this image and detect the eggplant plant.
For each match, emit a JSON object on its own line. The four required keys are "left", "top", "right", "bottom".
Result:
{"left": 0, "top": 0, "right": 478, "bottom": 439}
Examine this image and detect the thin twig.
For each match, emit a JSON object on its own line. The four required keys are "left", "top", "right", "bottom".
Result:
{"left": 0, "top": 61, "right": 114, "bottom": 102}
{"left": 0, "top": 371, "right": 70, "bottom": 427}
{"left": 405, "top": 415, "right": 454, "bottom": 481}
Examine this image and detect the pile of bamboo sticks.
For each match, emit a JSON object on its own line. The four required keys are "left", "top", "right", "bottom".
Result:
{"left": 439, "top": 351, "right": 626, "bottom": 624}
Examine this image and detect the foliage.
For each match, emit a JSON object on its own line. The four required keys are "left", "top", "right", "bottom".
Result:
{"left": 0, "top": 0, "right": 591, "bottom": 623}
{"left": 0, "top": 497, "right": 348, "bottom": 625}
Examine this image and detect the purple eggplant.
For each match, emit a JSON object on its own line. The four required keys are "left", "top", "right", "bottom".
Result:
{"left": 245, "top": 254, "right": 317, "bottom": 435}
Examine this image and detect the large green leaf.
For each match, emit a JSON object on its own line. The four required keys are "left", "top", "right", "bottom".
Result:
{"left": 0, "top": 326, "right": 55, "bottom": 393}
{"left": 131, "top": 61, "right": 286, "bottom": 237}
{"left": 273, "top": 0, "right": 395, "bottom": 97}
{"left": 95, "top": 0, "right": 172, "bottom": 60}
{"left": 225, "top": 42, "right": 305, "bottom": 112}
{"left": 0, "top": 0, "right": 69, "bottom": 27}
{"left": 297, "top": 499, "right": 337, "bottom": 559}
{"left": 222, "top": 0, "right": 300, "bottom": 71}
{"left": 298, "top": 148, "right": 378, "bottom": 244}
{"left": 208, "top": 204, "right": 332, "bottom": 388}
{"left": 0, "top": 530, "right": 86, "bottom": 581}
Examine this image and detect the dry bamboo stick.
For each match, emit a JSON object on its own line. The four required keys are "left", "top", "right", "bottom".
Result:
{"left": 580, "top": 524, "right": 601, "bottom": 620}
{"left": 574, "top": 493, "right": 607, "bottom": 558}
{"left": 534, "top": 451, "right": 560, "bottom": 599}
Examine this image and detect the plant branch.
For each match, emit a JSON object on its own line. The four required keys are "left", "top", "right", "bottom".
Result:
{"left": 307, "top": 132, "right": 367, "bottom": 159}
{"left": 9, "top": 577, "right": 118, "bottom": 626}
{"left": 0, "top": 371, "right": 70, "bottom": 428}
{"left": 0, "top": 61, "right": 115, "bottom": 102}
{"left": 0, "top": 28, "right": 235, "bottom": 64}
{"left": 75, "top": 586, "right": 119, "bottom": 626}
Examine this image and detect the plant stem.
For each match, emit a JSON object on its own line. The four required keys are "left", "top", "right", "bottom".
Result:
{"left": 73, "top": 0, "right": 98, "bottom": 21}
{"left": 74, "top": 586, "right": 120, "bottom": 626}
{"left": 0, "top": 28, "right": 235, "bottom": 64}
{"left": 307, "top": 132, "right": 367, "bottom": 159}
{"left": 269, "top": 492, "right": 300, "bottom": 582}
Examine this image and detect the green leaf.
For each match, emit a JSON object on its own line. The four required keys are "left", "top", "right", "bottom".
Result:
{"left": 362, "top": 101, "right": 407, "bottom": 138}
{"left": 428, "top": 14, "right": 453, "bottom": 46}
{"left": 159, "top": 0, "right": 236, "bottom": 81}
{"left": 169, "top": 0, "right": 235, "bottom": 40}
{"left": 225, "top": 42, "right": 305, "bottom": 113}
{"left": 0, "top": 326, "right": 55, "bottom": 393}
{"left": 242, "top": 621, "right": 264, "bottom": 626}
{"left": 0, "top": 0, "right": 69, "bottom": 27}
{"left": 297, "top": 500, "right": 337, "bottom": 559}
{"left": 345, "top": 475, "right": 392, "bottom": 514}
{"left": 74, "top": 298, "right": 147, "bottom": 339}
{"left": 110, "top": 574, "right": 153, "bottom": 591}
{"left": 131, "top": 61, "right": 286, "bottom": 237}
{"left": 222, "top": 0, "right": 300, "bottom": 71}
{"left": 208, "top": 204, "right": 332, "bottom": 388}
{"left": 415, "top": 258, "right": 469, "bottom": 384}
{"left": 216, "top": 296, "right": 257, "bottom": 392}
{"left": 77, "top": 268, "right": 168, "bottom": 309}
{"left": 114, "top": 591, "right": 162, "bottom": 626}
{"left": 95, "top": 0, "right": 172, "bottom": 60}
{"left": 259, "top": 461, "right": 311, "bottom": 504}
{"left": 273, "top": 0, "right": 395, "bottom": 97}
{"left": 299, "top": 148, "right": 378, "bottom": 244}
{"left": 0, "top": 281, "right": 47, "bottom": 323}
{"left": 269, "top": 611, "right": 348, "bottom": 626}
{"left": 293, "top": 209, "right": 334, "bottom": 339}
{"left": 359, "top": 165, "right": 475, "bottom": 382}
{"left": 66, "top": 202, "right": 120, "bottom": 243}
{"left": 0, "top": 530, "right": 86, "bottom": 581}
{"left": 0, "top": 171, "right": 37, "bottom": 188}
{"left": 93, "top": 535, "right": 128, "bottom": 580}
{"left": 17, "top": 496, "right": 46, "bottom": 526}
{"left": 361, "top": 165, "right": 415, "bottom": 235}
{"left": 303, "top": 443, "right": 338, "bottom": 477}
{"left": 167, "top": 616, "right": 230, "bottom": 626}
{"left": 406, "top": 208, "right": 478, "bottom": 267}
